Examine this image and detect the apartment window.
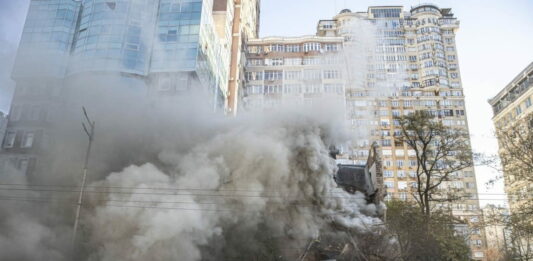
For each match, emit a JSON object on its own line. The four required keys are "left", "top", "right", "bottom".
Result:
{"left": 390, "top": 111, "right": 400, "bottom": 117}
{"left": 382, "top": 139, "right": 391, "bottom": 147}
{"left": 409, "top": 160, "right": 417, "bottom": 167}
{"left": 247, "top": 59, "right": 263, "bottom": 66}
{"left": 396, "top": 160, "right": 404, "bottom": 167}
{"left": 371, "top": 8, "right": 401, "bottom": 18}
{"left": 268, "top": 58, "right": 283, "bottom": 66}
{"left": 303, "top": 42, "right": 321, "bottom": 52}
{"left": 384, "top": 160, "right": 392, "bottom": 167}
{"left": 304, "top": 84, "right": 321, "bottom": 94}
{"left": 384, "top": 170, "right": 393, "bottom": 177}
{"left": 283, "top": 84, "right": 302, "bottom": 94}
{"left": 17, "top": 158, "right": 30, "bottom": 174}
{"left": 245, "top": 71, "right": 263, "bottom": 81}
{"left": 303, "top": 70, "right": 322, "bottom": 80}
{"left": 399, "top": 192, "right": 408, "bottom": 200}
{"left": 409, "top": 171, "right": 416, "bottom": 178}
{"left": 303, "top": 57, "right": 321, "bottom": 65}
{"left": 265, "top": 85, "right": 282, "bottom": 94}
{"left": 270, "top": 44, "right": 284, "bottom": 52}
{"left": 323, "top": 70, "right": 341, "bottom": 79}
{"left": 264, "top": 71, "right": 283, "bottom": 81}
{"left": 3, "top": 131, "right": 16, "bottom": 148}
{"left": 393, "top": 130, "right": 402, "bottom": 137}
{"left": 525, "top": 97, "right": 532, "bottom": 108}
{"left": 398, "top": 182, "right": 407, "bottom": 190}
{"left": 245, "top": 85, "right": 264, "bottom": 95}
{"left": 285, "top": 44, "right": 300, "bottom": 52}
{"left": 21, "top": 132, "right": 34, "bottom": 148}
{"left": 384, "top": 181, "right": 394, "bottom": 188}
{"left": 324, "top": 84, "right": 343, "bottom": 94}
{"left": 447, "top": 55, "right": 456, "bottom": 61}
{"left": 284, "top": 58, "right": 302, "bottom": 66}
{"left": 409, "top": 55, "right": 416, "bottom": 62}
{"left": 324, "top": 43, "right": 338, "bottom": 51}
{"left": 247, "top": 45, "right": 262, "bottom": 54}
{"left": 397, "top": 170, "right": 406, "bottom": 178}
{"left": 284, "top": 71, "right": 301, "bottom": 80}
{"left": 393, "top": 120, "right": 400, "bottom": 126}
{"left": 515, "top": 105, "right": 522, "bottom": 116}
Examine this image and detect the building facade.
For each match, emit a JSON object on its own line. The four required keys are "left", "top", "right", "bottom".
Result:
{"left": 242, "top": 4, "right": 486, "bottom": 259}
{"left": 242, "top": 36, "right": 345, "bottom": 109}
{"left": 488, "top": 62, "right": 533, "bottom": 259}
{"left": 1, "top": 0, "right": 258, "bottom": 178}
{"left": 225, "top": 0, "right": 260, "bottom": 114}
{"left": 489, "top": 62, "right": 533, "bottom": 214}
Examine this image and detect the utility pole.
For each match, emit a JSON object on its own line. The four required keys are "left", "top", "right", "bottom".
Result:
{"left": 72, "top": 107, "right": 95, "bottom": 253}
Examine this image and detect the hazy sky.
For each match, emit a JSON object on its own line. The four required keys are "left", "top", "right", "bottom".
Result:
{"left": 1, "top": 0, "right": 532, "bottom": 206}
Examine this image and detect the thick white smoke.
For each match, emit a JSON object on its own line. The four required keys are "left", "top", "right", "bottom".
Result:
{"left": 0, "top": 3, "right": 392, "bottom": 259}
{"left": 80, "top": 104, "right": 382, "bottom": 261}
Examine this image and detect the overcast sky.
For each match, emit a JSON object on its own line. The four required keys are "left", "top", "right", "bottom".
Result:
{"left": 1, "top": 0, "right": 532, "bottom": 206}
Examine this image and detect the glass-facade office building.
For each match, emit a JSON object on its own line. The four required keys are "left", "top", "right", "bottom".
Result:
{"left": 2, "top": 0, "right": 232, "bottom": 178}
{"left": 13, "top": 0, "right": 228, "bottom": 94}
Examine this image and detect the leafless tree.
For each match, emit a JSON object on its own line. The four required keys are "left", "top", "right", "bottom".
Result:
{"left": 496, "top": 113, "right": 533, "bottom": 185}
{"left": 395, "top": 111, "right": 474, "bottom": 217}
{"left": 483, "top": 205, "right": 533, "bottom": 261}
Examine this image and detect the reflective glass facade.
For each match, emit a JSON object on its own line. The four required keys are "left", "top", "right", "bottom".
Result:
{"left": 14, "top": 0, "right": 228, "bottom": 95}
{"left": 5, "top": 0, "right": 234, "bottom": 177}
{"left": 13, "top": 0, "right": 81, "bottom": 78}
{"left": 70, "top": 0, "right": 158, "bottom": 75}
{"left": 151, "top": 0, "right": 202, "bottom": 72}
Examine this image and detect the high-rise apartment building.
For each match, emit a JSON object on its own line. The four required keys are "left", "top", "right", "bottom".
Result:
{"left": 243, "top": 36, "right": 345, "bottom": 109}
{"left": 226, "top": 0, "right": 260, "bottom": 114}
{"left": 489, "top": 62, "right": 532, "bottom": 211}
{"left": 489, "top": 62, "right": 533, "bottom": 260}
{"left": 242, "top": 4, "right": 486, "bottom": 259}
{"left": 1, "top": 0, "right": 259, "bottom": 178}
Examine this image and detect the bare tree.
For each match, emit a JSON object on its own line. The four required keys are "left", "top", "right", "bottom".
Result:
{"left": 496, "top": 113, "right": 533, "bottom": 185}
{"left": 483, "top": 206, "right": 533, "bottom": 261}
{"left": 395, "top": 111, "right": 474, "bottom": 217}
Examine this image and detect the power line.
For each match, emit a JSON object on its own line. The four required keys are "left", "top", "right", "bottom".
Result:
{"left": 0, "top": 183, "right": 352, "bottom": 194}
{"left": 0, "top": 187, "right": 523, "bottom": 202}
{"left": 0, "top": 183, "right": 525, "bottom": 196}
{"left": 0, "top": 196, "right": 525, "bottom": 217}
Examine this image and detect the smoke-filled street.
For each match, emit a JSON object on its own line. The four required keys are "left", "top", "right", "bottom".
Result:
{"left": 1, "top": 0, "right": 532, "bottom": 260}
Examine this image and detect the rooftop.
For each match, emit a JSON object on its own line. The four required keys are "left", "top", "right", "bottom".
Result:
{"left": 488, "top": 61, "right": 533, "bottom": 116}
